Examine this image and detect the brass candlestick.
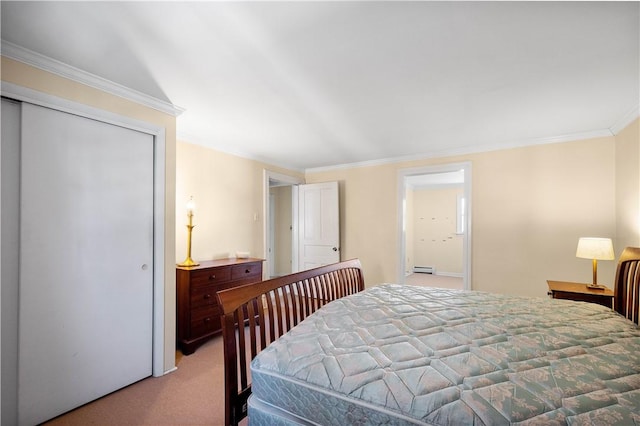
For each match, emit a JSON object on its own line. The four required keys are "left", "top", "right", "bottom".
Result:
{"left": 178, "top": 197, "right": 199, "bottom": 267}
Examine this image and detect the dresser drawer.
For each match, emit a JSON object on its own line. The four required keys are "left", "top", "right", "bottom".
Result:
{"left": 190, "top": 284, "right": 218, "bottom": 308}
{"left": 191, "top": 280, "right": 254, "bottom": 309}
{"left": 190, "top": 305, "right": 221, "bottom": 337}
{"left": 189, "top": 267, "right": 231, "bottom": 287}
{"left": 231, "top": 262, "right": 261, "bottom": 281}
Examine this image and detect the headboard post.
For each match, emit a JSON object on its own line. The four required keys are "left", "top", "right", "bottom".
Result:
{"left": 614, "top": 247, "right": 640, "bottom": 324}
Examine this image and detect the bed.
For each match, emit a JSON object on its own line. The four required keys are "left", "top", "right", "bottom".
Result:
{"left": 248, "top": 284, "right": 640, "bottom": 425}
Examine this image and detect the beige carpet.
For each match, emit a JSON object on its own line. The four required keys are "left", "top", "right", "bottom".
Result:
{"left": 404, "top": 273, "right": 463, "bottom": 290}
{"left": 44, "top": 336, "right": 244, "bottom": 426}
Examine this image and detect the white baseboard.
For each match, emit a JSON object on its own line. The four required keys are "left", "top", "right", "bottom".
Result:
{"left": 435, "top": 272, "right": 463, "bottom": 278}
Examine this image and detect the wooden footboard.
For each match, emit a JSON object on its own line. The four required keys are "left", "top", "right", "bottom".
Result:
{"left": 216, "top": 259, "right": 365, "bottom": 426}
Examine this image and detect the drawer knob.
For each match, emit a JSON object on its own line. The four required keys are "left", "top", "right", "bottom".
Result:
{"left": 245, "top": 269, "right": 251, "bottom": 274}
{"left": 209, "top": 275, "right": 216, "bottom": 280}
{"left": 204, "top": 317, "right": 211, "bottom": 323}
{"left": 204, "top": 293, "right": 212, "bottom": 299}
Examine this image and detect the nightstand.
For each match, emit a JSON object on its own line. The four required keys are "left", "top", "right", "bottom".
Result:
{"left": 546, "top": 280, "right": 614, "bottom": 309}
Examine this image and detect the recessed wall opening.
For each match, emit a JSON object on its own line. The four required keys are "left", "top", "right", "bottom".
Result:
{"left": 263, "top": 171, "right": 303, "bottom": 279}
{"left": 398, "top": 162, "right": 472, "bottom": 290}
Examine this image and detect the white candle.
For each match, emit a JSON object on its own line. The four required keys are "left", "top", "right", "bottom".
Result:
{"left": 186, "top": 196, "right": 195, "bottom": 216}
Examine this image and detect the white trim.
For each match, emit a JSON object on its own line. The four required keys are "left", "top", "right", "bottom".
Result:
{"left": 1, "top": 82, "right": 171, "bottom": 376}
{"left": 436, "top": 272, "right": 464, "bottom": 278}
{"left": 307, "top": 130, "right": 613, "bottom": 174}
{"left": 263, "top": 170, "right": 304, "bottom": 279}
{"left": 610, "top": 104, "right": 640, "bottom": 135}
{"left": 410, "top": 182, "right": 463, "bottom": 191}
{"left": 2, "top": 40, "right": 184, "bottom": 117}
{"left": 2, "top": 82, "right": 159, "bottom": 136}
{"left": 163, "top": 366, "right": 178, "bottom": 375}
{"left": 456, "top": 193, "right": 465, "bottom": 235}
{"left": 291, "top": 185, "right": 300, "bottom": 272}
{"left": 152, "top": 128, "right": 167, "bottom": 377}
{"left": 397, "top": 162, "right": 472, "bottom": 291}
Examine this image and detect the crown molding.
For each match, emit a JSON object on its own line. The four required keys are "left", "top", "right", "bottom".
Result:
{"left": 1, "top": 40, "right": 184, "bottom": 117}
{"left": 304, "top": 128, "right": 614, "bottom": 174}
{"left": 176, "top": 130, "right": 305, "bottom": 173}
{"left": 610, "top": 103, "right": 640, "bottom": 135}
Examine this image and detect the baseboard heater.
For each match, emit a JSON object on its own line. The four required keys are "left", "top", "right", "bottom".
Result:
{"left": 413, "top": 266, "right": 435, "bottom": 274}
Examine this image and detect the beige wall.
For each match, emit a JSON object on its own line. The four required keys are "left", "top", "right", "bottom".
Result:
{"left": 307, "top": 166, "right": 401, "bottom": 288}
{"left": 177, "top": 119, "right": 638, "bottom": 299}
{"left": 471, "top": 138, "right": 616, "bottom": 295}
{"left": 307, "top": 136, "right": 618, "bottom": 297}
{"left": 2, "top": 56, "right": 178, "bottom": 372}
{"left": 615, "top": 118, "right": 640, "bottom": 250}
{"left": 176, "top": 141, "right": 303, "bottom": 266}
{"left": 412, "top": 187, "right": 463, "bottom": 275}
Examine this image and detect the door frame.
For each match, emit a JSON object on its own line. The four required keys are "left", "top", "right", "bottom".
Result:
{"left": 263, "top": 170, "right": 304, "bottom": 278}
{"left": 1, "top": 82, "right": 167, "bottom": 377}
{"left": 397, "top": 162, "right": 472, "bottom": 290}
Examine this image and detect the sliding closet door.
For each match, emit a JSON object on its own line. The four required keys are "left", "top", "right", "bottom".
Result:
{"left": 18, "top": 103, "right": 154, "bottom": 425}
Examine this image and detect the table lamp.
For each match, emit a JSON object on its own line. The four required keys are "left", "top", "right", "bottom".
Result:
{"left": 575, "top": 237, "right": 614, "bottom": 289}
{"left": 178, "top": 196, "right": 199, "bottom": 267}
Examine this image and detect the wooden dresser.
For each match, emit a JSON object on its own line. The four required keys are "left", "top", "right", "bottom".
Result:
{"left": 177, "top": 258, "right": 263, "bottom": 355}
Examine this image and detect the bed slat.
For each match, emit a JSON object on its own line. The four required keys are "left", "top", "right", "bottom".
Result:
{"left": 217, "top": 259, "right": 364, "bottom": 426}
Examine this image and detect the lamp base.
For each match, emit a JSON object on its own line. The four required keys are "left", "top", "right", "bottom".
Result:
{"left": 177, "top": 257, "right": 200, "bottom": 267}
{"left": 586, "top": 283, "right": 606, "bottom": 290}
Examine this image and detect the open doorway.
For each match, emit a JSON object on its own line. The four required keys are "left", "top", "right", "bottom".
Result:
{"left": 397, "top": 162, "right": 472, "bottom": 290}
{"left": 263, "top": 171, "right": 303, "bottom": 279}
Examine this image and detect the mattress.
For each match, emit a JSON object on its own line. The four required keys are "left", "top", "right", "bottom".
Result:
{"left": 249, "top": 284, "right": 640, "bottom": 425}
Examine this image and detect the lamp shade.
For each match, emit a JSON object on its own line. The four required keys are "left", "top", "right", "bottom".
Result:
{"left": 576, "top": 237, "right": 614, "bottom": 260}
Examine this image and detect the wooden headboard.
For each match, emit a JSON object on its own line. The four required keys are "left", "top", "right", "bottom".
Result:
{"left": 216, "top": 259, "right": 365, "bottom": 426}
{"left": 614, "top": 246, "right": 640, "bottom": 324}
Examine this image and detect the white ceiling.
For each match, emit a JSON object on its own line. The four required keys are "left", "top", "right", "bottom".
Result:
{"left": 2, "top": 1, "right": 638, "bottom": 171}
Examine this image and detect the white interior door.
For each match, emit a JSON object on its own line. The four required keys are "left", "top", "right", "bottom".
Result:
{"left": 18, "top": 103, "right": 154, "bottom": 425}
{"left": 297, "top": 181, "right": 339, "bottom": 271}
